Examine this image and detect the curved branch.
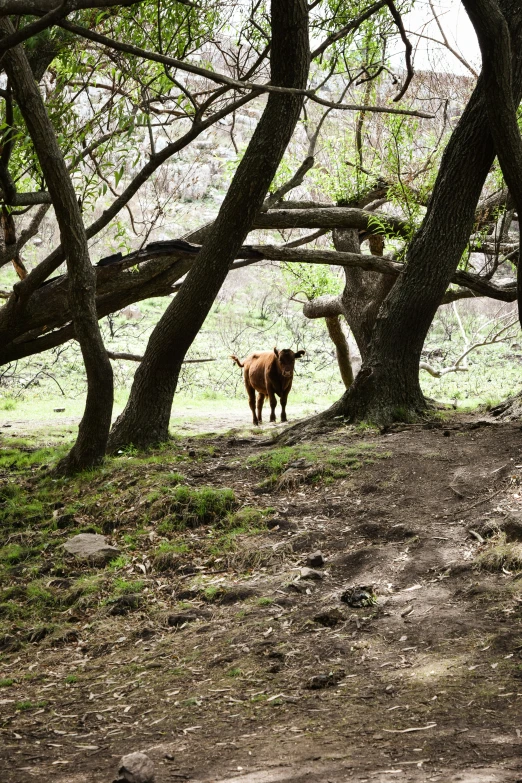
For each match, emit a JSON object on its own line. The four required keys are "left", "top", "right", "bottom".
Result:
{"left": 303, "top": 294, "right": 344, "bottom": 319}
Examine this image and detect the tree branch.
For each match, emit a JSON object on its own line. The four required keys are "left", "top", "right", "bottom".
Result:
{"left": 58, "top": 18, "right": 433, "bottom": 118}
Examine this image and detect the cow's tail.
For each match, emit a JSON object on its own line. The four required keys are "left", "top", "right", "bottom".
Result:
{"left": 230, "top": 355, "right": 244, "bottom": 368}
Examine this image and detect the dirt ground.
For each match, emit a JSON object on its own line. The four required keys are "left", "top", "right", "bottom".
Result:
{"left": 2, "top": 414, "right": 522, "bottom": 783}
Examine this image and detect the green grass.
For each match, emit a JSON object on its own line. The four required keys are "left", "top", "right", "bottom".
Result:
{"left": 113, "top": 578, "right": 145, "bottom": 594}
{"left": 154, "top": 485, "right": 237, "bottom": 531}
{"left": 0, "top": 678, "right": 14, "bottom": 687}
{"left": 476, "top": 533, "right": 522, "bottom": 573}
{"left": 15, "top": 700, "right": 47, "bottom": 711}
{"left": 247, "top": 442, "right": 382, "bottom": 484}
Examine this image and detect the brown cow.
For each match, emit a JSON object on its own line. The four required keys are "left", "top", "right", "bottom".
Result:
{"left": 231, "top": 347, "right": 305, "bottom": 425}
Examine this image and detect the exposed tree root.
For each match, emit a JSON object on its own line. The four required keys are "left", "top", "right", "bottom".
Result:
{"left": 490, "top": 391, "right": 522, "bottom": 421}
{"left": 278, "top": 370, "right": 430, "bottom": 445}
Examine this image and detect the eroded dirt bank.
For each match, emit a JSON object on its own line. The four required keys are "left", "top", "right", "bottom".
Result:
{"left": 1, "top": 417, "right": 522, "bottom": 783}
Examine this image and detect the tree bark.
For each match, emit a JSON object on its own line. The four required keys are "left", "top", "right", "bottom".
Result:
{"left": 0, "top": 18, "right": 114, "bottom": 473}
{"left": 107, "top": 0, "right": 310, "bottom": 451}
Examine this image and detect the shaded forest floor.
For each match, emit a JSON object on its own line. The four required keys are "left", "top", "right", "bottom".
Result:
{"left": 1, "top": 412, "right": 522, "bottom": 782}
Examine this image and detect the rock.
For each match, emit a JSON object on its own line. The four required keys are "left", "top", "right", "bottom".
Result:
{"left": 218, "top": 585, "right": 257, "bottom": 604}
{"left": 305, "top": 670, "right": 345, "bottom": 690}
{"left": 284, "top": 580, "right": 307, "bottom": 594}
{"left": 63, "top": 533, "right": 119, "bottom": 564}
{"left": 167, "top": 613, "right": 201, "bottom": 627}
{"left": 299, "top": 567, "right": 324, "bottom": 580}
{"left": 501, "top": 510, "right": 522, "bottom": 541}
{"left": 450, "top": 463, "right": 509, "bottom": 498}
{"left": 340, "top": 585, "right": 377, "bottom": 608}
{"left": 306, "top": 550, "right": 325, "bottom": 568}
{"left": 266, "top": 517, "right": 298, "bottom": 532}
{"left": 313, "top": 608, "right": 346, "bottom": 627}
{"left": 116, "top": 751, "right": 155, "bottom": 783}
{"left": 475, "top": 511, "right": 522, "bottom": 542}
{"left": 107, "top": 594, "right": 142, "bottom": 616}
{"left": 120, "top": 305, "right": 142, "bottom": 320}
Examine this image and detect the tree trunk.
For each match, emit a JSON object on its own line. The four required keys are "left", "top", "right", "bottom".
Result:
{"left": 107, "top": 0, "right": 310, "bottom": 451}
{"left": 0, "top": 18, "right": 114, "bottom": 473}
{"left": 325, "top": 316, "right": 354, "bottom": 388}
{"left": 283, "top": 0, "right": 522, "bottom": 436}
{"left": 334, "top": 228, "right": 395, "bottom": 364}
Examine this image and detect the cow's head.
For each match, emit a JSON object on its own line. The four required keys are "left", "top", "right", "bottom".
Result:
{"left": 273, "top": 347, "right": 305, "bottom": 377}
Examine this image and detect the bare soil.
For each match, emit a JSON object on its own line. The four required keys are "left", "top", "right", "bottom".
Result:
{"left": 2, "top": 415, "right": 522, "bottom": 783}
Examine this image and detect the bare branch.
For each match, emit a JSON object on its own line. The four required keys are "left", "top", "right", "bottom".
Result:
{"left": 0, "top": 1, "right": 68, "bottom": 52}
{"left": 385, "top": 0, "right": 414, "bottom": 101}
{"left": 263, "top": 156, "right": 315, "bottom": 210}
{"left": 0, "top": 0, "right": 146, "bottom": 13}
{"left": 107, "top": 350, "right": 215, "bottom": 363}
{"left": 58, "top": 18, "right": 434, "bottom": 118}
{"left": 311, "top": 0, "right": 387, "bottom": 59}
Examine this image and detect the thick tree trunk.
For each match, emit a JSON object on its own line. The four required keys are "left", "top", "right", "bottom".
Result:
{"left": 283, "top": 0, "right": 522, "bottom": 435}
{"left": 107, "top": 0, "right": 310, "bottom": 451}
{"left": 0, "top": 19, "right": 114, "bottom": 472}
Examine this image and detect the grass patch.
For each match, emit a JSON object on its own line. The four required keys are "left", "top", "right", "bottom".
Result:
{"left": 248, "top": 442, "right": 384, "bottom": 484}
{"left": 15, "top": 700, "right": 47, "bottom": 711}
{"left": 155, "top": 485, "right": 237, "bottom": 531}
{"left": 113, "top": 578, "right": 145, "bottom": 594}
{"left": 476, "top": 533, "right": 522, "bottom": 572}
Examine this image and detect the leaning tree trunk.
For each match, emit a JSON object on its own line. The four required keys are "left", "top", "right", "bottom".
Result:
{"left": 461, "top": 0, "right": 522, "bottom": 420}
{"left": 286, "top": 0, "right": 522, "bottom": 436}
{"left": 0, "top": 19, "right": 114, "bottom": 473}
{"left": 461, "top": 0, "right": 522, "bottom": 328}
{"left": 284, "top": 0, "right": 522, "bottom": 438}
{"left": 107, "top": 0, "right": 310, "bottom": 451}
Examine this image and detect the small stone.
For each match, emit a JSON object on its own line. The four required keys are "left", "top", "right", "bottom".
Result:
{"left": 299, "top": 567, "right": 324, "bottom": 581}
{"left": 63, "top": 533, "right": 119, "bottom": 563}
{"left": 305, "top": 670, "right": 345, "bottom": 690}
{"left": 107, "top": 594, "right": 142, "bottom": 616}
{"left": 116, "top": 751, "right": 155, "bottom": 783}
{"left": 167, "top": 613, "right": 200, "bottom": 627}
{"left": 313, "top": 608, "right": 346, "bottom": 628}
{"left": 306, "top": 550, "right": 325, "bottom": 568}
{"left": 285, "top": 580, "right": 307, "bottom": 594}
{"left": 340, "top": 585, "right": 376, "bottom": 607}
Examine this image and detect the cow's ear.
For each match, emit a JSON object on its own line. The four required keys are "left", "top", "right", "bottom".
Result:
{"left": 295, "top": 350, "right": 305, "bottom": 359}
{"left": 273, "top": 347, "right": 279, "bottom": 357}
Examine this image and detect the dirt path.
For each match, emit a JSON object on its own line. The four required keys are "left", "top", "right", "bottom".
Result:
{"left": 1, "top": 418, "right": 522, "bottom": 782}
{"left": 2, "top": 401, "right": 319, "bottom": 439}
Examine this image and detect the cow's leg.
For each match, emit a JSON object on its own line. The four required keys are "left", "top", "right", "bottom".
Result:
{"left": 247, "top": 383, "right": 258, "bottom": 425}
{"left": 256, "top": 393, "right": 265, "bottom": 423}
{"left": 267, "top": 388, "right": 278, "bottom": 422}
{"left": 280, "top": 390, "right": 289, "bottom": 423}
